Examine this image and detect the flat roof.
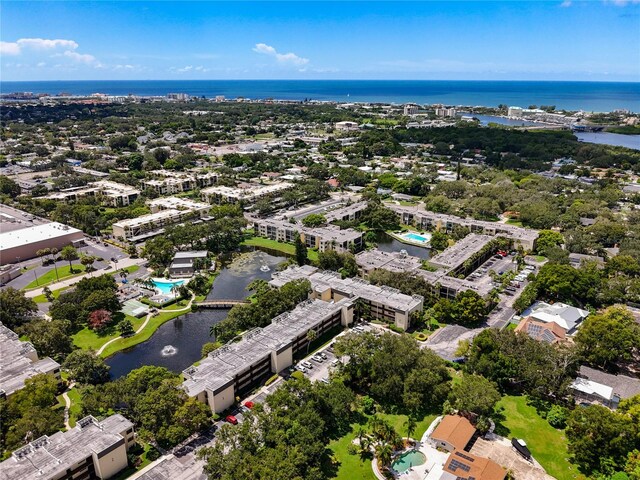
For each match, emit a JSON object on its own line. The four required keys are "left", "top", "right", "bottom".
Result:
{"left": 269, "top": 265, "right": 423, "bottom": 312}
{"left": 182, "top": 298, "right": 350, "bottom": 396}
{"left": 429, "top": 233, "right": 494, "bottom": 271}
{"left": 253, "top": 217, "right": 362, "bottom": 244}
{"left": 1, "top": 415, "right": 133, "bottom": 480}
{"left": 0, "top": 324, "right": 60, "bottom": 396}
{"left": 0, "top": 222, "right": 82, "bottom": 251}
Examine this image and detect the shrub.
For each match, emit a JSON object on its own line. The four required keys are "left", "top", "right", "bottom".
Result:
{"left": 291, "top": 371, "right": 304, "bottom": 380}
{"left": 414, "top": 332, "right": 428, "bottom": 342}
{"left": 546, "top": 404, "right": 569, "bottom": 429}
{"left": 146, "top": 446, "right": 161, "bottom": 461}
{"left": 389, "top": 324, "right": 404, "bottom": 333}
{"left": 347, "top": 443, "right": 358, "bottom": 455}
{"left": 265, "top": 374, "right": 279, "bottom": 386}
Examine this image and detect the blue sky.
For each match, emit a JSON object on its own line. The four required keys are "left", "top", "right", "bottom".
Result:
{"left": 1, "top": 1, "right": 639, "bottom": 82}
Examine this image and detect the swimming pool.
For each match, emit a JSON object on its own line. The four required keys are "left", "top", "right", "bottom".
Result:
{"left": 391, "top": 450, "right": 426, "bottom": 473}
{"left": 401, "top": 231, "right": 432, "bottom": 244}
{"left": 151, "top": 278, "right": 185, "bottom": 295}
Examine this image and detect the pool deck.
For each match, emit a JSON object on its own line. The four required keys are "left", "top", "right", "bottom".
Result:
{"left": 387, "top": 231, "right": 432, "bottom": 248}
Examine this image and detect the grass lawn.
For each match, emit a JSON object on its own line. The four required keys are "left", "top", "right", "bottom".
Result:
{"left": 506, "top": 219, "right": 524, "bottom": 227}
{"left": 100, "top": 308, "right": 189, "bottom": 358}
{"left": 72, "top": 313, "right": 144, "bottom": 351}
{"left": 25, "top": 264, "right": 86, "bottom": 289}
{"left": 241, "top": 235, "right": 319, "bottom": 262}
{"left": 328, "top": 411, "right": 437, "bottom": 480}
{"left": 495, "top": 395, "right": 584, "bottom": 480}
{"left": 33, "top": 286, "right": 70, "bottom": 303}
{"left": 66, "top": 388, "right": 83, "bottom": 427}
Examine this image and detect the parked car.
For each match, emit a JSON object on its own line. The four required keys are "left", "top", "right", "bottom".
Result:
{"left": 319, "top": 352, "right": 328, "bottom": 360}
{"left": 296, "top": 365, "right": 307, "bottom": 373}
{"left": 243, "top": 401, "right": 255, "bottom": 409}
{"left": 301, "top": 361, "right": 313, "bottom": 369}
{"left": 225, "top": 415, "right": 238, "bottom": 425}
{"left": 311, "top": 355, "right": 323, "bottom": 363}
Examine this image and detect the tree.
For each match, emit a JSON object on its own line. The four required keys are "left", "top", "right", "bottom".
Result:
{"left": 0, "top": 287, "right": 38, "bottom": 330}
{"left": 294, "top": 232, "right": 308, "bottom": 266}
{"left": 430, "top": 231, "right": 449, "bottom": 251}
{"left": 566, "top": 405, "right": 639, "bottom": 475}
{"left": 302, "top": 213, "right": 327, "bottom": 228}
{"left": 375, "top": 443, "right": 394, "bottom": 468}
{"left": 0, "top": 175, "right": 21, "bottom": 196}
{"left": 43, "top": 286, "right": 54, "bottom": 302}
{"left": 306, "top": 329, "right": 317, "bottom": 354}
{"left": 143, "top": 236, "right": 175, "bottom": 269}
{"left": 404, "top": 415, "right": 417, "bottom": 440}
{"left": 574, "top": 306, "right": 640, "bottom": 370}
{"left": 536, "top": 230, "right": 565, "bottom": 256}
{"left": 60, "top": 245, "right": 79, "bottom": 272}
{"left": 82, "top": 289, "right": 121, "bottom": 315}
{"left": 80, "top": 254, "right": 96, "bottom": 272}
{"left": 19, "top": 319, "right": 73, "bottom": 362}
{"left": 62, "top": 349, "right": 110, "bottom": 385}
{"left": 118, "top": 319, "right": 134, "bottom": 337}
{"left": 449, "top": 374, "right": 500, "bottom": 416}
{"left": 455, "top": 290, "right": 487, "bottom": 326}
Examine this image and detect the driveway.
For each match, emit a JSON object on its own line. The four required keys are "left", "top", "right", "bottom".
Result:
{"left": 423, "top": 325, "right": 484, "bottom": 360}
{"left": 469, "top": 436, "right": 555, "bottom": 480}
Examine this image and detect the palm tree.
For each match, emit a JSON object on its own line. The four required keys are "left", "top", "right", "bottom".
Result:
{"left": 306, "top": 329, "right": 317, "bottom": 354}
{"left": 404, "top": 416, "right": 417, "bottom": 440}
{"left": 374, "top": 443, "right": 393, "bottom": 469}
{"left": 50, "top": 248, "right": 60, "bottom": 281}
{"left": 60, "top": 246, "right": 79, "bottom": 273}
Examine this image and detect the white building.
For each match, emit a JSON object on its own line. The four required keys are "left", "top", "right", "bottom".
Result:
{"left": 523, "top": 301, "right": 590, "bottom": 335}
{"left": 435, "top": 107, "right": 457, "bottom": 118}
{"left": 0, "top": 222, "right": 84, "bottom": 266}
{"left": 46, "top": 181, "right": 140, "bottom": 207}
{"left": 404, "top": 104, "right": 419, "bottom": 116}
{"left": 508, "top": 106, "right": 524, "bottom": 117}
{"left": 0, "top": 324, "right": 61, "bottom": 397}
{"left": 335, "top": 121, "right": 359, "bottom": 131}
{"left": 142, "top": 170, "right": 217, "bottom": 195}
{"left": 0, "top": 415, "right": 134, "bottom": 480}
{"left": 201, "top": 182, "right": 294, "bottom": 204}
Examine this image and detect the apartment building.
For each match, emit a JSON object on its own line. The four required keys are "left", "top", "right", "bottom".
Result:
{"left": 0, "top": 324, "right": 61, "bottom": 398}
{"left": 355, "top": 249, "right": 493, "bottom": 300}
{"left": 270, "top": 265, "right": 423, "bottom": 330}
{"left": 391, "top": 204, "right": 538, "bottom": 251}
{"left": 404, "top": 104, "right": 419, "bottom": 115}
{"left": 251, "top": 217, "right": 363, "bottom": 254}
{"left": 113, "top": 197, "right": 210, "bottom": 242}
{"left": 1, "top": 415, "right": 134, "bottom": 480}
{"left": 142, "top": 170, "right": 217, "bottom": 195}
{"left": 323, "top": 201, "right": 368, "bottom": 223}
{"left": 46, "top": 181, "right": 140, "bottom": 207}
{"left": 182, "top": 298, "right": 354, "bottom": 413}
{"left": 201, "top": 182, "right": 293, "bottom": 204}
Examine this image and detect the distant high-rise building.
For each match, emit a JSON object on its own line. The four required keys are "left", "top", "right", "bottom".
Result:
{"left": 435, "top": 107, "right": 457, "bottom": 118}
{"left": 403, "top": 104, "right": 419, "bottom": 115}
{"left": 167, "top": 92, "right": 190, "bottom": 101}
{"left": 215, "top": 95, "right": 226, "bottom": 102}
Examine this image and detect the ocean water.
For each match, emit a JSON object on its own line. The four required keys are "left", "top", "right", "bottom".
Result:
{"left": 1, "top": 80, "right": 639, "bottom": 112}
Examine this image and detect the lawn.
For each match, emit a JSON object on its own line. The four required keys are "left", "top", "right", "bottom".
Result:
{"left": 506, "top": 219, "right": 524, "bottom": 227}
{"left": 328, "top": 411, "right": 437, "bottom": 480}
{"left": 494, "top": 395, "right": 584, "bottom": 480}
{"left": 33, "top": 286, "right": 70, "bottom": 303}
{"left": 241, "top": 235, "right": 319, "bottom": 262}
{"left": 66, "top": 388, "right": 83, "bottom": 427}
{"left": 25, "top": 264, "right": 87, "bottom": 289}
{"left": 72, "top": 313, "right": 144, "bottom": 351}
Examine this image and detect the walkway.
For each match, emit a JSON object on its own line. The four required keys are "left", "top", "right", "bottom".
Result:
{"left": 193, "top": 299, "right": 249, "bottom": 308}
{"left": 96, "top": 293, "right": 196, "bottom": 355}
{"left": 25, "top": 257, "right": 146, "bottom": 298}
{"left": 62, "top": 382, "right": 76, "bottom": 431}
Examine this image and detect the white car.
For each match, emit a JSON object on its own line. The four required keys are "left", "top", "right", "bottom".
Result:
{"left": 302, "top": 361, "right": 313, "bottom": 369}
{"left": 296, "top": 365, "right": 307, "bottom": 373}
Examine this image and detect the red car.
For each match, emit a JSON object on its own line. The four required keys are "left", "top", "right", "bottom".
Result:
{"left": 225, "top": 415, "right": 238, "bottom": 425}
{"left": 243, "top": 401, "right": 255, "bottom": 409}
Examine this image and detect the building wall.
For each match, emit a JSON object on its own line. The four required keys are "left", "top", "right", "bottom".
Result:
{"left": 271, "top": 346, "right": 293, "bottom": 373}
{"left": 0, "top": 230, "right": 84, "bottom": 266}
{"left": 94, "top": 442, "right": 128, "bottom": 479}
{"left": 209, "top": 384, "right": 236, "bottom": 413}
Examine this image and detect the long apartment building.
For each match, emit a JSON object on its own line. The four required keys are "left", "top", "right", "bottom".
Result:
{"left": 142, "top": 169, "right": 218, "bottom": 195}
{"left": 46, "top": 181, "right": 141, "bottom": 207}
{"left": 270, "top": 265, "right": 424, "bottom": 330}
{"left": 112, "top": 197, "right": 210, "bottom": 242}
{"left": 323, "top": 201, "right": 368, "bottom": 223}
{"left": 252, "top": 217, "right": 363, "bottom": 254}
{"left": 428, "top": 233, "right": 494, "bottom": 274}
{"left": 391, "top": 204, "right": 538, "bottom": 251}
{"left": 0, "top": 415, "right": 134, "bottom": 480}
{"left": 0, "top": 323, "right": 61, "bottom": 397}
{"left": 201, "top": 182, "right": 293, "bottom": 204}
{"left": 182, "top": 298, "right": 354, "bottom": 413}
{"left": 355, "top": 249, "right": 493, "bottom": 300}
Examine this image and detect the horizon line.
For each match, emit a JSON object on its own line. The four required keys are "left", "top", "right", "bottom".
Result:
{"left": 2, "top": 78, "right": 639, "bottom": 84}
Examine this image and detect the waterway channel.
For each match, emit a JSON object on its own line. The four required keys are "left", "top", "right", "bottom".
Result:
{"left": 105, "top": 250, "right": 288, "bottom": 379}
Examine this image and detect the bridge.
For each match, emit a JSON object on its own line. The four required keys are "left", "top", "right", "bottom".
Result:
{"left": 193, "top": 299, "right": 250, "bottom": 309}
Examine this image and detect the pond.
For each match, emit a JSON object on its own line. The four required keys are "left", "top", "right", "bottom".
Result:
{"left": 374, "top": 231, "right": 431, "bottom": 259}
{"left": 575, "top": 131, "right": 640, "bottom": 150}
{"left": 105, "top": 250, "right": 288, "bottom": 379}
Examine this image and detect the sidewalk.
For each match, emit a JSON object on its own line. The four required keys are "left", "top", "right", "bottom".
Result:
{"left": 25, "top": 257, "right": 147, "bottom": 298}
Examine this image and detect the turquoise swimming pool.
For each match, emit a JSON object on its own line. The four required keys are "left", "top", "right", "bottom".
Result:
{"left": 391, "top": 450, "right": 426, "bottom": 473}
{"left": 401, "top": 231, "right": 431, "bottom": 244}
{"left": 151, "top": 278, "right": 185, "bottom": 295}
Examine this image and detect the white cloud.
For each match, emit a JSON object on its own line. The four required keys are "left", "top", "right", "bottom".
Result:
{"left": 36, "top": 62, "right": 47, "bottom": 67}
{"left": 170, "top": 65, "right": 210, "bottom": 74}
{"left": 560, "top": 0, "right": 572, "bottom": 7}
{"left": 63, "top": 50, "right": 97, "bottom": 64}
{"left": 114, "top": 64, "right": 135, "bottom": 70}
{"left": 252, "top": 43, "right": 309, "bottom": 66}
{"left": 1, "top": 38, "right": 79, "bottom": 55}
{"left": 0, "top": 41, "right": 21, "bottom": 55}
{"left": 605, "top": 0, "right": 640, "bottom": 5}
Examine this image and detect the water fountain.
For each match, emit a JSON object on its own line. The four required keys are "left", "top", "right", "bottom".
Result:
{"left": 260, "top": 264, "right": 271, "bottom": 272}
{"left": 161, "top": 345, "right": 178, "bottom": 356}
